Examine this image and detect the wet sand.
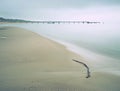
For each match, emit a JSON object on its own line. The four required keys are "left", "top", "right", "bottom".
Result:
{"left": 0, "top": 26, "right": 120, "bottom": 91}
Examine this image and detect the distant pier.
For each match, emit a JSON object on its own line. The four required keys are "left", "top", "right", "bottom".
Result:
{"left": 0, "top": 17, "right": 101, "bottom": 24}
{"left": 31, "top": 21, "right": 101, "bottom": 24}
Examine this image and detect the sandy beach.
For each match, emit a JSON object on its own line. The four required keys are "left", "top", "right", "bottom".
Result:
{"left": 0, "top": 26, "right": 120, "bottom": 91}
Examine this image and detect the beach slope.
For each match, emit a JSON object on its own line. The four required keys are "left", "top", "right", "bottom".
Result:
{"left": 0, "top": 26, "right": 120, "bottom": 91}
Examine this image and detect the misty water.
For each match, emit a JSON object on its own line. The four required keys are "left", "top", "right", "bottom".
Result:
{"left": 8, "top": 23, "right": 120, "bottom": 58}
{"left": 1, "top": 22, "right": 120, "bottom": 75}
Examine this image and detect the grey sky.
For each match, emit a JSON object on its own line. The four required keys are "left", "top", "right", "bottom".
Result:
{"left": 0, "top": 0, "right": 120, "bottom": 20}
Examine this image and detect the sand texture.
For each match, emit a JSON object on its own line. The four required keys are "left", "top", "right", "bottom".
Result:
{"left": 0, "top": 26, "right": 120, "bottom": 91}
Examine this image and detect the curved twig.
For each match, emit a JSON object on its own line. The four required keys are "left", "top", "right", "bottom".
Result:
{"left": 72, "top": 59, "right": 91, "bottom": 78}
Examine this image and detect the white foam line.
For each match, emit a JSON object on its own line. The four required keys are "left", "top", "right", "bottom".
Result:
{"left": 34, "top": 34, "right": 120, "bottom": 76}
{"left": 38, "top": 34, "right": 109, "bottom": 63}
{"left": 0, "top": 37, "right": 7, "bottom": 39}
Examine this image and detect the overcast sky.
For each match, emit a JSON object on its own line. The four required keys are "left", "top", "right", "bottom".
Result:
{"left": 0, "top": 0, "right": 120, "bottom": 21}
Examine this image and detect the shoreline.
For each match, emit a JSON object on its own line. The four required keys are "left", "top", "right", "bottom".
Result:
{"left": 1, "top": 25, "right": 119, "bottom": 75}
{"left": 0, "top": 26, "right": 120, "bottom": 91}
{"left": 32, "top": 31, "right": 120, "bottom": 76}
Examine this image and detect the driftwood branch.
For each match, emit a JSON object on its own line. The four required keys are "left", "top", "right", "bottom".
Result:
{"left": 72, "top": 59, "right": 91, "bottom": 78}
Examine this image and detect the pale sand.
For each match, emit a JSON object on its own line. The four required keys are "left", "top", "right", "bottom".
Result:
{"left": 0, "top": 26, "right": 120, "bottom": 91}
